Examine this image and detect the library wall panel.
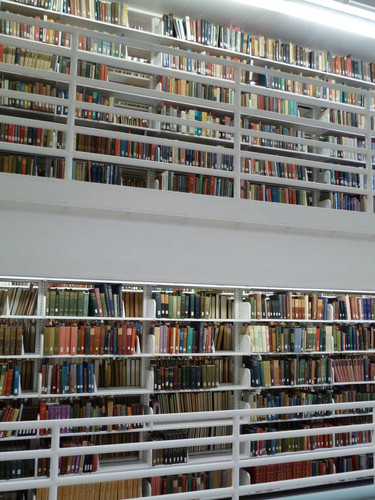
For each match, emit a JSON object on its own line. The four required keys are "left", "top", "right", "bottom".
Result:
{"left": 1, "top": 176, "right": 374, "bottom": 289}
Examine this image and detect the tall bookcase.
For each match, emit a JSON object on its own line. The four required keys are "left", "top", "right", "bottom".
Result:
{"left": 1, "top": 0, "right": 375, "bottom": 498}
{"left": 0, "top": 277, "right": 375, "bottom": 499}
{"left": 0, "top": 0, "right": 374, "bottom": 211}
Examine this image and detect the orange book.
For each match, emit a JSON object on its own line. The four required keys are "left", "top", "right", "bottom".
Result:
{"left": 114, "top": 138, "right": 121, "bottom": 157}
{"left": 70, "top": 326, "right": 78, "bottom": 355}
{"left": 59, "top": 326, "right": 65, "bottom": 355}
{"left": 79, "top": 325, "right": 85, "bottom": 354}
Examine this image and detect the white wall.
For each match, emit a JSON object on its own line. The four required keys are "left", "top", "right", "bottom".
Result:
{"left": 1, "top": 174, "right": 374, "bottom": 291}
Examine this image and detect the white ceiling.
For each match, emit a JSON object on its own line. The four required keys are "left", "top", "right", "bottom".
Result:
{"left": 126, "top": 0, "right": 375, "bottom": 63}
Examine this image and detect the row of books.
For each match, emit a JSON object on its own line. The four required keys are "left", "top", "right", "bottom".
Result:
{"left": 0, "top": 325, "right": 23, "bottom": 355}
{"left": 152, "top": 291, "right": 234, "bottom": 319}
{"left": 240, "top": 180, "right": 311, "bottom": 207}
{"left": 254, "top": 73, "right": 365, "bottom": 106}
{"left": 40, "top": 360, "right": 95, "bottom": 394}
{"left": 149, "top": 470, "right": 232, "bottom": 496}
{"left": 319, "top": 135, "right": 366, "bottom": 161}
{"left": 64, "top": 0, "right": 128, "bottom": 25}
{"left": 0, "top": 154, "right": 65, "bottom": 178}
{"left": 243, "top": 389, "right": 333, "bottom": 421}
{"left": 241, "top": 158, "right": 308, "bottom": 180}
{"left": 318, "top": 169, "right": 366, "bottom": 190}
{"left": 242, "top": 324, "right": 375, "bottom": 353}
{"left": 245, "top": 292, "right": 375, "bottom": 321}
{"left": 241, "top": 94, "right": 299, "bottom": 117}
{"left": 161, "top": 13, "right": 375, "bottom": 83}
{"left": 156, "top": 77, "right": 235, "bottom": 104}
{"left": 332, "top": 357, "right": 375, "bottom": 383}
{"left": 244, "top": 388, "right": 375, "bottom": 420}
{"left": 72, "top": 159, "right": 147, "bottom": 187}
{"left": 43, "top": 323, "right": 141, "bottom": 356}
{"left": 76, "top": 99, "right": 150, "bottom": 128}
{"left": 77, "top": 60, "right": 108, "bottom": 81}
{"left": 58, "top": 440, "right": 98, "bottom": 475}
{"left": 39, "top": 397, "right": 144, "bottom": 434}
{"left": 243, "top": 356, "right": 333, "bottom": 387}
{"left": 0, "top": 362, "right": 21, "bottom": 396}
{"left": 3, "top": 285, "right": 37, "bottom": 316}
{"left": 162, "top": 50, "right": 238, "bottom": 81}
{"left": 241, "top": 121, "right": 307, "bottom": 153}
{"left": 0, "top": 45, "right": 70, "bottom": 73}
{"left": 0, "top": 124, "right": 66, "bottom": 149}
{"left": 320, "top": 191, "right": 365, "bottom": 212}
{"left": 155, "top": 171, "right": 234, "bottom": 198}
{"left": 0, "top": 16, "right": 71, "bottom": 47}
{"left": 247, "top": 455, "right": 372, "bottom": 484}
{"left": 151, "top": 323, "right": 234, "bottom": 354}
{"left": 320, "top": 107, "right": 365, "bottom": 129}
{"left": 0, "top": 450, "right": 34, "bottom": 480}
{"left": 0, "top": 403, "right": 39, "bottom": 437}
{"left": 40, "top": 357, "right": 143, "bottom": 393}
{"left": 38, "top": 479, "right": 141, "bottom": 500}
{"left": 45, "top": 285, "right": 129, "bottom": 317}
{"left": 96, "top": 357, "right": 141, "bottom": 389}
{"left": 151, "top": 430, "right": 188, "bottom": 465}
{"left": 75, "top": 134, "right": 234, "bottom": 171}
{"left": 78, "top": 35, "right": 126, "bottom": 59}
{"left": 243, "top": 420, "right": 371, "bottom": 456}
{"left": 151, "top": 358, "right": 233, "bottom": 391}
{"left": 0, "top": 77, "right": 69, "bottom": 115}
{"left": 149, "top": 390, "right": 232, "bottom": 414}
{"left": 188, "top": 425, "right": 231, "bottom": 453}
{"left": 159, "top": 103, "right": 234, "bottom": 140}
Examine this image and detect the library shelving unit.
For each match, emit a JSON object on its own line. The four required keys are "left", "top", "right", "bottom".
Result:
{"left": 1, "top": 277, "right": 375, "bottom": 499}
{"left": 0, "top": 1, "right": 374, "bottom": 211}
{"left": 1, "top": 1, "right": 375, "bottom": 499}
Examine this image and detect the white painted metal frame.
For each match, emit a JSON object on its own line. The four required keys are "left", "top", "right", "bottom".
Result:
{"left": 0, "top": 401, "right": 374, "bottom": 499}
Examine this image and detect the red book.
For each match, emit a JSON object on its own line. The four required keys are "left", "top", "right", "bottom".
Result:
{"left": 114, "top": 138, "right": 121, "bottom": 157}
{"left": 79, "top": 326, "right": 85, "bottom": 354}
{"left": 94, "top": 326, "right": 101, "bottom": 355}
{"left": 99, "top": 326, "right": 106, "bottom": 355}
{"left": 39, "top": 401, "right": 47, "bottom": 436}
{"left": 209, "top": 177, "right": 215, "bottom": 196}
{"left": 94, "top": 288, "right": 103, "bottom": 316}
{"left": 188, "top": 174, "right": 195, "bottom": 193}
{"left": 117, "top": 325, "right": 123, "bottom": 355}
{"left": 36, "top": 127, "right": 42, "bottom": 147}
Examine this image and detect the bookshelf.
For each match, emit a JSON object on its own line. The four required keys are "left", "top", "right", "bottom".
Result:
{"left": 0, "top": 1, "right": 374, "bottom": 211}
{"left": 0, "top": 277, "right": 375, "bottom": 498}
{"left": 1, "top": 1, "right": 375, "bottom": 498}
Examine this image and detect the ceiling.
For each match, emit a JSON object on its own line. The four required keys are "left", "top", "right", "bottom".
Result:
{"left": 125, "top": 0, "right": 375, "bottom": 63}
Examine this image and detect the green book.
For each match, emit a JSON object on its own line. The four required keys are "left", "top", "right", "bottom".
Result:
{"left": 57, "top": 291, "right": 65, "bottom": 316}
{"left": 77, "top": 292, "right": 84, "bottom": 316}
{"left": 63, "top": 290, "right": 70, "bottom": 316}
{"left": 49, "top": 290, "right": 56, "bottom": 317}
{"left": 83, "top": 292, "right": 89, "bottom": 316}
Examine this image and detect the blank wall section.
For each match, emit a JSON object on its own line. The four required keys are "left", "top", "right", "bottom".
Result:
{"left": 1, "top": 175, "right": 375, "bottom": 290}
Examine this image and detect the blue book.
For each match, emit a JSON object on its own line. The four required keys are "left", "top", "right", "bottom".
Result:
{"left": 13, "top": 365, "right": 20, "bottom": 396}
{"left": 186, "top": 327, "right": 194, "bottom": 353}
{"left": 77, "top": 364, "right": 83, "bottom": 393}
{"left": 153, "top": 291, "right": 162, "bottom": 318}
{"left": 179, "top": 328, "right": 184, "bottom": 354}
{"left": 113, "top": 327, "right": 118, "bottom": 355}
